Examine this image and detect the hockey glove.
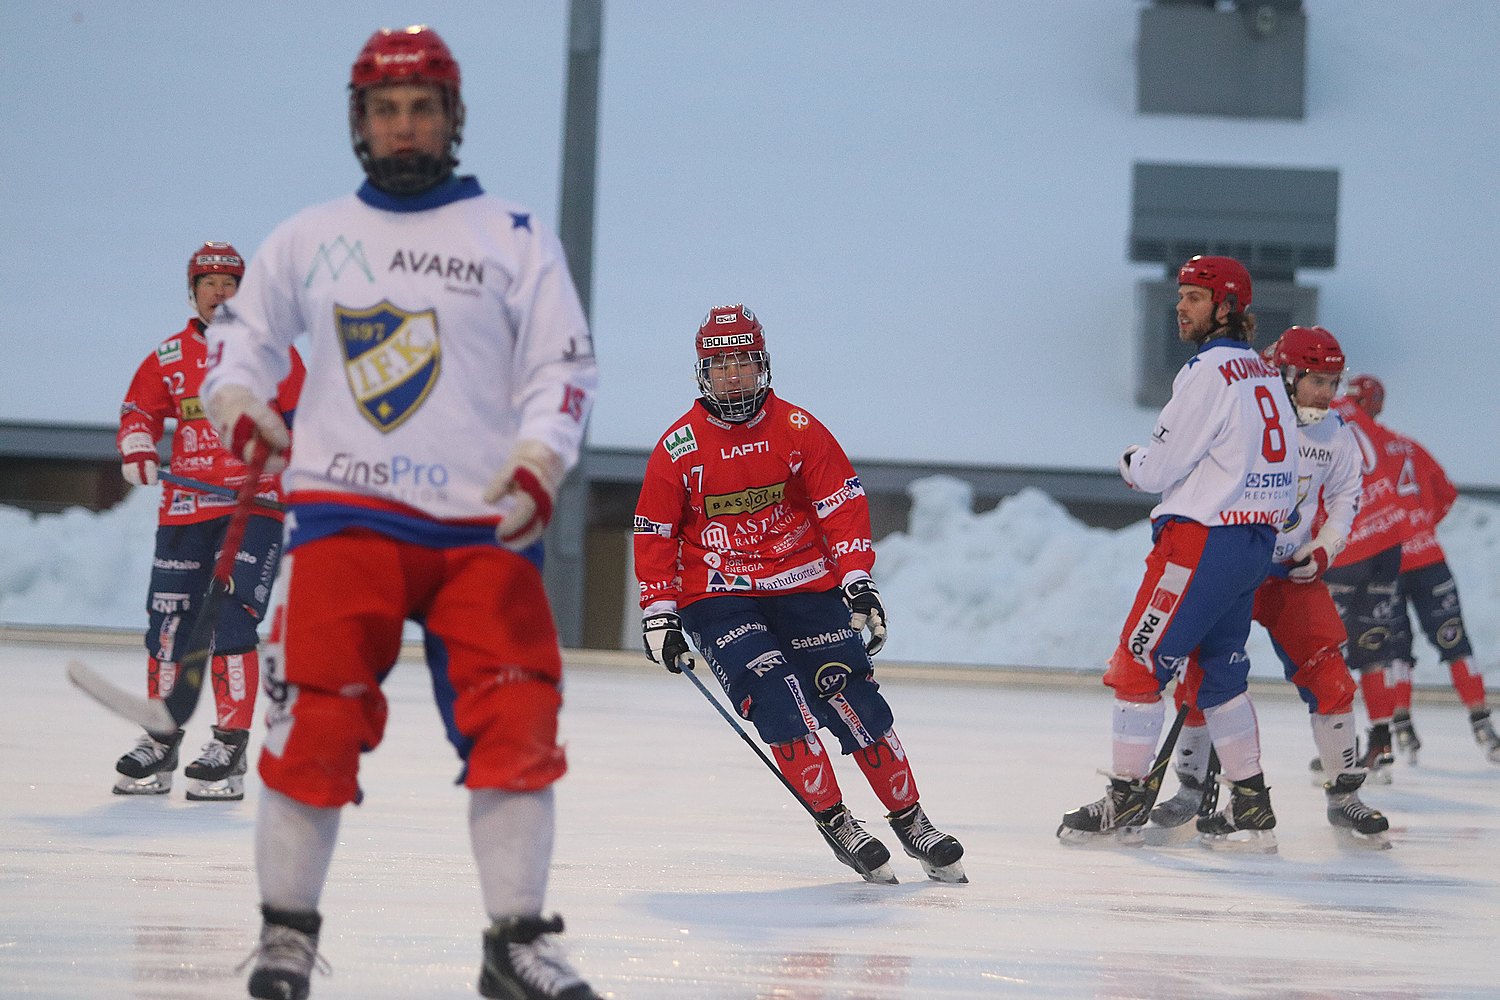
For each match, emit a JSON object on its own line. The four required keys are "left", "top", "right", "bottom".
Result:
{"left": 119, "top": 431, "right": 160, "bottom": 486}
{"left": 483, "top": 440, "right": 565, "bottom": 551}
{"left": 1118, "top": 445, "right": 1143, "bottom": 490}
{"left": 1289, "top": 526, "right": 1345, "bottom": 584}
{"left": 643, "top": 611, "right": 694, "bottom": 673}
{"left": 205, "top": 384, "right": 290, "bottom": 475}
{"left": 843, "top": 577, "right": 888, "bottom": 656}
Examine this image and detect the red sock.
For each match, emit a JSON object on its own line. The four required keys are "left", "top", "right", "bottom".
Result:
{"left": 1449, "top": 658, "right": 1487, "bottom": 710}
{"left": 772, "top": 734, "right": 843, "bottom": 814}
{"left": 148, "top": 657, "right": 177, "bottom": 699}
{"left": 211, "top": 651, "right": 259, "bottom": 730}
{"left": 853, "top": 731, "right": 920, "bottom": 813}
{"left": 1360, "top": 668, "right": 1397, "bottom": 725}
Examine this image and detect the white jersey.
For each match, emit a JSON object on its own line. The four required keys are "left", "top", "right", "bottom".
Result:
{"left": 1127, "top": 338, "right": 1297, "bottom": 528}
{"left": 203, "top": 178, "right": 597, "bottom": 525}
{"left": 1272, "top": 410, "right": 1362, "bottom": 564}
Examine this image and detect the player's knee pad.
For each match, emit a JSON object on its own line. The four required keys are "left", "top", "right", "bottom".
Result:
{"left": 212, "top": 598, "right": 264, "bottom": 654}
{"left": 1104, "top": 646, "right": 1164, "bottom": 702}
{"left": 812, "top": 674, "right": 895, "bottom": 754}
{"left": 740, "top": 666, "right": 825, "bottom": 746}
{"left": 259, "top": 684, "right": 388, "bottom": 808}
{"left": 1290, "top": 646, "right": 1356, "bottom": 715}
{"left": 454, "top": 674, "right": 566, "bottom": 792}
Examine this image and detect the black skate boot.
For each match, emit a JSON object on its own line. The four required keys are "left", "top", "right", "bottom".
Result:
{"left": 184, "top": 726, "right": 249, "bottom": 801}
{"left": 887, "top": 803, "right": 966, "bottom": 883}
{"left": 243, "top": 906, "right": 328, "bottom": 1000}
{"left": 1196, "top": 773, "right": 1277, "bottom": 853}
{"left": 1057, "top": 774, "right": 1153, "bottom": 846}
{"left": 1470, "top": 708, "right": 1500, "bottom": 765}
{"left": 1324, "top": 772, "right": 1391, "bottom": 848}
{"left": 1360, "top": 724, "right": 1395, "bottom": 784}
{"left": 1149, "top": 769, "right": 1214, "bottom": 829}
{"left": 815, "top": 803, "right": 897, "bottom": 884}
{"left": 1391, "top": 710, "right": 1421, "bottom": 764}
{"left": 113, "top": 728, "right": 184, "bottom": 795}
{"left": 479, "top": 914, "right": 602, "bottom": 999}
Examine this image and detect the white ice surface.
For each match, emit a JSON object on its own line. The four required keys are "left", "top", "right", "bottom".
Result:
{"left": 4, "top": 638, "right": 1498, "bottom": 999}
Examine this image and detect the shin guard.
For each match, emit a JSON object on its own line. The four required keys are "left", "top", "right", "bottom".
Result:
{"left": 853, "top": 731, "right": 920, "bottom": 813}
{"left": 772, "top": 733, "right": 843, "bottom": 814}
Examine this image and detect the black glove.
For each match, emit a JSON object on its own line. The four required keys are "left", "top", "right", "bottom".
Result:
{"left": 643, "top": 611, "right": 694, "bottom": 673}
{"left": 842, "top": 579, "right": 888, "bottom": 656}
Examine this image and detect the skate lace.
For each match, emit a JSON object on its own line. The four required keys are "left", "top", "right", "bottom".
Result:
{"left": 1333, "top": 795, "right": 1379, "bottom": 822}
{"left": 825, "top": 809, "right": 878, "bottom": 852}
{"left": 123, "top": 734, "right": 168, "bottom": 767}
{"left": 234, "top": 924, "right": 331, "bottom": 979}
{"left": 193, "top": 738, "right": 233, "bottom": 769}
{"left": 896, "top": 807, "right": 948, "bottom": 854}
{"left": 507, "top": 935, "right": 585, "bottom": 992}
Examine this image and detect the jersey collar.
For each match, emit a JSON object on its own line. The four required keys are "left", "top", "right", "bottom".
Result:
{"left": 357, "top": 175, "right": 484, "bottom": 213}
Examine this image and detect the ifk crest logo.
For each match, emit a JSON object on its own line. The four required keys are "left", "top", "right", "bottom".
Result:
{"left": 305, "top": 236, "right": 374, "bottom": 287}
{"left": 336, "top": 301, "right": 441, "bottom": 432}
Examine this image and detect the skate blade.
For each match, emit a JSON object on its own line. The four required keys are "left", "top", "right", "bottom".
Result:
{"left": 1334, "top": 828, "right": 1392, "bottom": 851}
{"left": 857, "top": 862, "right": 899, "bottom": 885}
{"left": 1197, "top": 829, "right": 1278, "bottom": 854}
{"left": 185, "top": 777, "right": 245, "bottom": 802}
{"left": 1056, "top": 825, "right": 1145, "bottom": 848}
{"left": 916, "top": 858, "right": 968, "bottom": 884}
{"left": 113, "top": 774, "right": 171, "bottom": 796}
{"left": 1141, "top": 822, "right": 1200, "bottom": 847}
{"left": 1366, "top": 769, "right": 1393, "bottom": 786}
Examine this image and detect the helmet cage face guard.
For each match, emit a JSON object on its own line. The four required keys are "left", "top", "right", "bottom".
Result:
{"left": 348, "top": 26, "right": 465, "bottom": 194}
{"left": 696, "top": 350, "right": 772, "bottom": 422}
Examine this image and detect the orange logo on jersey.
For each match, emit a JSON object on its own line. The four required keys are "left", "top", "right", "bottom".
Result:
{"left": 704, "top": 482, "right": 786, "bottom": 518}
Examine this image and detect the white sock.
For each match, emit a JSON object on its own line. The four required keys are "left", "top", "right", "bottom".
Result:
{"left": 1203, "top": 693, "right": 1262, "bottom": 782}
{"left": 1174, "top": 723, "right": 1213, "bottom": 782}
{"left": 1111, "top": 699, "right": 1165, "bottom": 778}
{"left": 256, "top": 787, "right": 340, "bottom": 913}
{"left": 1310, "top": 711, "right": 1359, "bottom": 776}
{"left": 471, "top": 787, "right": 555, "bottom": 920}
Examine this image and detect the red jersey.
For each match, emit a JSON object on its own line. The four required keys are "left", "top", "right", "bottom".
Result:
{"left": 634, "top": 391, "right": 877, "bottom": 611}
{"left": 1398, "top": 434, "right": 1458, "bottom": 572}
{"left": 119, "top": 318, "right": 304, "bottom": 526}
{"left": 1330, "top": 398, "right": 1418, "bottom": 566}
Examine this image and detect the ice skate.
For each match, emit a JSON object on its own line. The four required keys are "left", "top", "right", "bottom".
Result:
{"left": 1471, "top": 709, "right": 1500, "bottom": 765}
{"left": 1325, "top": 772, "right": 1391, "bottom": 849}
{"left": 112, "top": 728, "right": 183, "bottom": 795}
{"left": 1196, "top": 774, "right": 1277, "bottom": 853}
{"left": 1057, "top": 773, "right": 1153, "bottom": 846}
{"left": 1391, "top": 710, "right": 1421, "bottom": 765}
{"left": 1360, "top": 724, "right": 1395, "bottom": 784}
{"left": 887, "top": 802, "right": 966, "bottom": 883}
{"left": 1149, "top": 769, "right": 1214, "bottom": 829}
{"left": 479, "top": 914, "right": 602, "bottom": 999}
{"left": 816, "top": 803, "right": 898, "bottom": 884}
{"left": 242, "top": 906, "right": 328, "bottom": 1000}
{"left": 184, "top": 726, "right": 249, "bottom": 801}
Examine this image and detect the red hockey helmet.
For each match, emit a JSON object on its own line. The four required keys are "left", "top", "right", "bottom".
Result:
{"left": 187, "top": 241, "right": 245, "bottom": 290}
{"left": 1273, "top": 326, "right": 1346, "bottom": 426}
{"left": 695, "top": 305, "right": 771, "bottom": 422}
{"left": 1344, "top": 373, "right": 1385, "bottom": 417}
{"left": 1177, "top": 255, "right": 1253, "bottom": 312}
{"left": 1273, "top": 326, "right": 1345, "bottom": 374}
{"left": 348, "top": 25, "right": 465, "bottom": 194}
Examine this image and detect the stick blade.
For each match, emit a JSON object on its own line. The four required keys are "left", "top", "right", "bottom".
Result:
{"left": 66, "top": 660, "right": 177, "bottom": 735}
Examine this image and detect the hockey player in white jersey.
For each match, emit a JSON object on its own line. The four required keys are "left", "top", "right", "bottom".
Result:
{"left": 1151, "top": 326, "right": 1391, "bottom": 845}
{"left": 200, "top": 25, "right": 600, "bottom": 1000}
{"left": 1058, "top": 255, "right": 1296, "bottom": 851}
